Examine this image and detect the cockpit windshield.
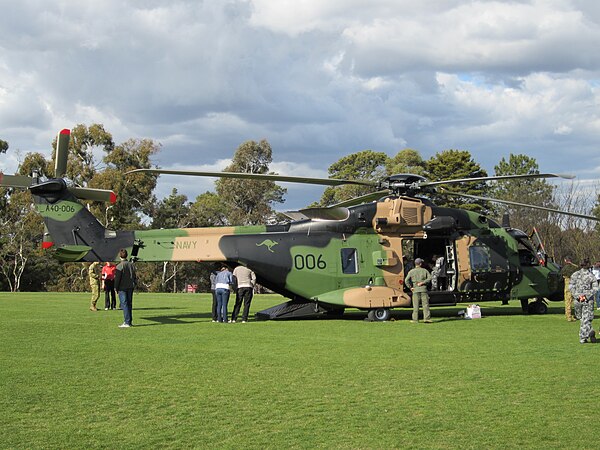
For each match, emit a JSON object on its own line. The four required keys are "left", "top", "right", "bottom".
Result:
{"left": 515, "top": 235, "right": 539, "bottom": 266}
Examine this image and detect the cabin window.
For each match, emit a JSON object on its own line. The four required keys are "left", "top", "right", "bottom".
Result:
{"left": 469, "top": 245, "right": 491, "bottom": 271}
{"left": 341, "top": 248, "right": 359, "bottom": 274}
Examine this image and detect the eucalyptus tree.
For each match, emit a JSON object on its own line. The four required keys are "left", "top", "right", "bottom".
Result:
{"left": 317, "top": 150, "right": 389, "bottom": 206}
{"left": 424, "top": 150, "right": 489, "bottom": 211}
{"left": 215, "top": 139, "right": 286, "bottom": 225}
{"left": 491, "top": 154, "right": 555, "bottom": 231}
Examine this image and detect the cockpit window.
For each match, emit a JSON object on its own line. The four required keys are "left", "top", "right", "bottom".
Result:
{"left": 469, "top": 245, "right": 491, "bottom": 271}
{"left": 516, "top": 237, "right": 539, "bottom": 266}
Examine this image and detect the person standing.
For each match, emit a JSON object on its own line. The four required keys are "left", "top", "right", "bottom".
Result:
{"left": 114, "top": 249, "right": 137, "bottom": 328}
{"left": 102, "top": 261, "right": 117, "bottom": 310}
{"left": 88, "top": 261, "right": 101, "bottom": 312}
{"left": 231, "top": 265, "right": 257, "bottom": 323}
{"left": 405, "top": 258, "right": 432, "bottom": 323}
{"left": 214, "top": 265, "right": 233, "bottom": 323}
{"left": 569, "top": 259, "right": 598, "bottom": 344}
{"left": 210, "top": 268, "right": 218, "bottom": 322}
{"left": 430, "top": 255, "right": 446, "bottom": 291}
{"left": 591, "top": 261, "right": 600, "bottom": 310}
{"left": 561, "top": 256, "right": 578, "bottom": 322}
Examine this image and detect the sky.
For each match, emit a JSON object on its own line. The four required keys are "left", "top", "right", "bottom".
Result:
{"left": 1, "top": 0, "right": 600, "bottom": 210}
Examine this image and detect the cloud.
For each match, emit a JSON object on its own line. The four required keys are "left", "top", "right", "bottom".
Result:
{"left": 1, "top": 0, "right": 599, "bottom": 212}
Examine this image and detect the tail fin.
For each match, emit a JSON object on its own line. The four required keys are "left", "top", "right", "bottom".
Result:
{"left": 31, "top": 179, "right": 133, "bottom": 262}
{"left": 1, "top": 128, "right": 125, "bottom": 262}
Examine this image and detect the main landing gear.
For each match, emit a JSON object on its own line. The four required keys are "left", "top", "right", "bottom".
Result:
{"left": 367, "top": 308, "right": 391, "bottom": 322}
{"left": 521, "top": 298, "right": 548, "bottom": 315}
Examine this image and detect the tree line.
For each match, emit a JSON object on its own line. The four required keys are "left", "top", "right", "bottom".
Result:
{"left": 1, "top": 124, "right": 599, "bottom": 292}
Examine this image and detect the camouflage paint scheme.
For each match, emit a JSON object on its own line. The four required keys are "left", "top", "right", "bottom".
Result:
{"left": 31, "top": 181, "right": 563, "bottom": 312}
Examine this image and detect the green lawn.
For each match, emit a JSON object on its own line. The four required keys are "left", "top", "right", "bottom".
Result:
{"left": 0, "top": 292, "right": 598, "bottom": 449}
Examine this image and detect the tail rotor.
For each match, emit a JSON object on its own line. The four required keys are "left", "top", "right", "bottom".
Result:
{"left": 0, "top": 128, "right": 117, "bottom": 204}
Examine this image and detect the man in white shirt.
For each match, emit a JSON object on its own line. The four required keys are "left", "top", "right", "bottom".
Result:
{"left": 231, "top": 265, "right": 257, "bottom": 323}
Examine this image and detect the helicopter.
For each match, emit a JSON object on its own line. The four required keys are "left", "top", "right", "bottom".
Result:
{"left": 2, "top": 129, "right": 599, "bottom": 321}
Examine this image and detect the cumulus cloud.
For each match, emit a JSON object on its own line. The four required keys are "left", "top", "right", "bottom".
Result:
{"left": 1, "top": 0, "right": 600, "bottom": 210}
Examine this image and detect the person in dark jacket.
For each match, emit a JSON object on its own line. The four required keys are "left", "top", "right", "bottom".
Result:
{"left": 114, "top": 249, "right": 137, "bottom": 328}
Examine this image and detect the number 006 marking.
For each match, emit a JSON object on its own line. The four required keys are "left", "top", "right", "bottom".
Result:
{"left": 294, "top": 254, "right": 327, "bottom": 270}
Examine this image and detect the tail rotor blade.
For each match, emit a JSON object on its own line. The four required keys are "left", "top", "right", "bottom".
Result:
{"left": 0, "top": 173, "right": 34, "bottom": 188}
{"left": 54, "top": 129, "right": 70, "bottom": 178}
{"left": 68, "top": 186, "right": 117, "bottom": 204}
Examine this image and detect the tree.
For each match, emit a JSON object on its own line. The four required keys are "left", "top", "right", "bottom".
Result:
{"left": 152, "top": 188, "right": 191, "bottom": 229}
{"left": 424, "top": 150, "right": 489, "bottom": 211}
{"left": 0, "top": 191, "right": 37, "bottom": 291}
{"left": 0, "top": 139, "right": 8, "bottom": 154}
{"left": 91, "top": 138, "right": 159, "bottom": 230}
{"left": 215, "top": 140, "right": 285, "bottom": 225}
{"left": 491, "top": 154, "right": 555, "bottom": 232}
{"left": 387, "top": 149, "right": 426, "bottom": 176}
{"left": 0, "top": 154, "right": 48, "bottom": 291}
{"left": 150, "top": 189, "right": 195, "bottom": 292}
{"left": 189, "top": 192, "right": 229, "bottom": 227}
{"left": 317, "top": 150, "right": 389, "bottom": 206}
{"left": 17, "top": 152, "right": 52, "bottom": 179}
{"left": 544, "top": 181, "right": 600, "bottom": 262}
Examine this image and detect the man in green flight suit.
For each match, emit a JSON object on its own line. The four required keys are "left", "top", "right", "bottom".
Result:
{"left": 405, "top": 258, "right": 433, "bottom": 323}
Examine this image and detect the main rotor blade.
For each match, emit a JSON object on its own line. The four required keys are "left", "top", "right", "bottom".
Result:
{"left": 126, "top": 169, "right": 378, "bottom": 187}
{"left": 297, "top": 206, "right": 350, "bottom": 221}
{"left": 329, "top": 190, "right": 390, "bottom": 208}
{"left": 421, "top": 173, "right": 575, "bottom": 188}
{"left": 54, "top": 129, "right": 70, "bottom": 178}
{"left": 0, "top": 173, "right": 34, "bottom": 188}
{"left": 442, "top": 191, "right": 600, "bottom": 222}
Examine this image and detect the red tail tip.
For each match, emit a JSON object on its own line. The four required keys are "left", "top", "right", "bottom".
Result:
{"left": 60, "top": 129, "right": 70, "bottom": 135}
{"left": 42, "top": 242, "right": 54, "bottom": 249}
{"left": 109, "top": 192, "right": 117, "bottom": 204}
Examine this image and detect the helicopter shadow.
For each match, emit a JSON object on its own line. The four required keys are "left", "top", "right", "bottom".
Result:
{"left": 339, "top": 304, "right": 566, "bottom": 322}
{"left": 139, "top": 312, "right": 213, "bottom": 325}
{"left": 133, "top": 307, "right": 187, "bottom": 311}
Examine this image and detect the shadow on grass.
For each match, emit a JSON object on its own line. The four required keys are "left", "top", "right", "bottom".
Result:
{"left": 140, "top": 312, "right": 213, "bottom": 325}
{"left": 133, "top": 307, "right": 187, "bottom": 311}
{"left": 138, "top": 304, "right": 566, "bottom": 325}
{"left": 339, "top": 303, "right": 566, "bottom": 322}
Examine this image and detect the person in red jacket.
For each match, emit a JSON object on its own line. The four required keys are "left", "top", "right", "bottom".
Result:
{"left": 102, "top": 262, "right": 117, "bottom": 310}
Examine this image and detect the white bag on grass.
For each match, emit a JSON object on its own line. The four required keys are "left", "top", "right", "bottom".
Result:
{"left": 465, "top": 304, "right": 482, "bottom": 319}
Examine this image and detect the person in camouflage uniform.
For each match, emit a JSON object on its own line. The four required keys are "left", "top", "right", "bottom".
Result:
{"left": 88, "top": 261, "right": 101, "bottom": 312}
{"left": 560, "top": 256, "right": 578, "bottom": 322}
{"left": 405, "top": 258, "right": 433, "bottom": 323}
{"left": 569, "top": 259, "right": 598, "bottom": 344}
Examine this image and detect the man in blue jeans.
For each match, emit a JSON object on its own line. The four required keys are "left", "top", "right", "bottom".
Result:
{"left": 114, "top": 248, "right": 137, "bottom": 328}
{"left": 214, "top": 265, "right": 233, "bottom": 323}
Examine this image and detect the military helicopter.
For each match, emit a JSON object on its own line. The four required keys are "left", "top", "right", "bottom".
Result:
{"left": 2, "top": 129, "right": 599, "bottom": 320}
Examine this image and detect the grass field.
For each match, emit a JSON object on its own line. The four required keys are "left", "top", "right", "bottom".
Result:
{"left": 0, "top": 292, "right": 598, "bottom": 449}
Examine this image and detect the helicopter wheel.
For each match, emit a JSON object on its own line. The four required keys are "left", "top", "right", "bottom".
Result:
{"left": 368, "top": 308, "right": 390, "bottom": 322}
{"left": 528, "top": 300, "right": 548, "bottom": 315}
